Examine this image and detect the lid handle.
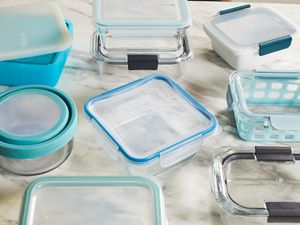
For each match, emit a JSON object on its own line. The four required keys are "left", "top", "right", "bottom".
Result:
{"left": 269, "top": 115, "right": 300, "bottom": 131}
{"left": 259, "top": 35, "right": 292, "bottom": 56}
{"left": 255, "top": 146, "right": 294, "bottom": 162}
{"left": 127, "top": 55, "right": 158, "bottom": 70}
{"left": 219, "top": 4, "right": 251, "bottom": 15}
{"left": 226, "top": 85, "right": 234, "bottom": 111}
{"left": 266, "top": 202, "right": 300, "bottom": 223}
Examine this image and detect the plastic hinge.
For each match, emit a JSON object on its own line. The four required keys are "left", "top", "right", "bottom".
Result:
{"left": 90, "top": 119, "right": 119, "bottom": 160}
{"left": 255, "top": 146, "right": 294, "bottom": 162}
{"left": 259, "top": 35, "right": 292, "bottom": 56}
{"left": 266, "top": 202, "right": 300, "bottom": 223}
{"left": 127, "top": 55, "right": 158, "bottom": 70}
{"left": 219, "top": 4, "right": 251, "bottom": 15}
{"left": 160, "top": 141, "right": 199, "bottom": 168}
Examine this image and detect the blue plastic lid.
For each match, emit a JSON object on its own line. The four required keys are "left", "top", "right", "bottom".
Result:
{"left": 85, "top": 74, "right": 217, "bottom": 164}
{"left": 0, "top": 86, "right": 78, "bottom": 159}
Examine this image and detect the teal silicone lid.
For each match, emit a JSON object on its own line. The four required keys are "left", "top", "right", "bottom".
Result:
{"left": 0, "top": 89, "right": 69, "bottom": 145}
{"left": 0, "top": 86, "right": 78, "bottom": 159}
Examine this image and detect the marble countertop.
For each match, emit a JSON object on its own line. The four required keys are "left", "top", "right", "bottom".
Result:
{"left": 1, "top": 1, "right": 300, "bottom": 225}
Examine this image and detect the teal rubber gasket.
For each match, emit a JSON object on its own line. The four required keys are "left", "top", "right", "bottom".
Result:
{"left": 18, "top": 176, "right": 164, "bottom": 225}
{"left": 0, "top": 85, "right": 78, "bottom": 159}
{"left": 0, "top": 88, "right": 69, "bottom": 145}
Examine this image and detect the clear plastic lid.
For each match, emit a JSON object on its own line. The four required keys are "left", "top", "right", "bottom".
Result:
{"left": 93, "top": 0, "right": 191, "bottom": 29}
{"left": 0, "top": 88, "right": 69, "bottom": 145}
{"left": 206, "top": 6, "right": 298, "bottom": 49}
{"left": 19, "top": 177, "right": 165, "bottom": 225}
{"left": 85, "top": 75, "right": 217, "bottom": 163}
{"left": 0, "top": 1, "right": 72, "bottom": 61}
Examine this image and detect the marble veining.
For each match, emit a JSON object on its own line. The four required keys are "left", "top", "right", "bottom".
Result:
{"left": 1, "top": 1, "right": 300, "bottom": 225}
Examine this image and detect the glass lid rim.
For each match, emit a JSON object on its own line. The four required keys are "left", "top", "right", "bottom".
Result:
{"left": 84, "top": 74, "right": 218, "bottom": 163}
{"left": 19, "top": 176, "right": 164, "bottom": 225}
{"left": 0, "top": 88, "right": 69, "bottom": 145}
{"left": 93, "top": 0, "right": 191, "bottom": 29}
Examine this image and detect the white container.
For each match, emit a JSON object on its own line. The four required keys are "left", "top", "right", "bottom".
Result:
{"left": 84, "top": 74, "right": 217, "bottom": 175}
{"left": 203, "top": 4, "right": 300, "bottom": 70}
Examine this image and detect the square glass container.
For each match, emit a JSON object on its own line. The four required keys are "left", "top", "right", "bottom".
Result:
{"left": 84, "top": 74, "right": 217, "bottom": 175}
{"left": 211, "top": 146, "right": 300, "bottom": 225}
{"left": 19, "top": 176, "right": 166, "bottom": 225}
{"left": 204, "top": 4, "right": 299, "bottom": 69}
{"left": 227, "top": 70, "right": 300, "bottom": 142}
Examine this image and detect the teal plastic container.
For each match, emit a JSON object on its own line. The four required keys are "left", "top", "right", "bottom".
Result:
{"left": 0, "top": 86, "right": 78, "bottom": 175}
{"left": 227, "top": 70, "right": 300, "bottom": 142}
{"left": 0, "top": 20, "right": 73, "bottom": 86}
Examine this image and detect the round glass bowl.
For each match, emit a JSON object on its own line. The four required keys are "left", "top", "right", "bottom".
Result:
{"left": 0, "top": 86, "right": 78, "bottom": 176}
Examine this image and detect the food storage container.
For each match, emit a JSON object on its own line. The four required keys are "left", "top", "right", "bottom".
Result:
{"left": 0, "top": 86, "right": 78, "bottom": 176}
{"left": 84, "top": 74, "right": 217, "bottom": 175}
{"left": 203, "top": 4, "right": 300, "bottom": 69}
{"left": 0, "top": 1, "right": 73, "bottom": 86}
{"left": 211, "top": 145, "right": 300, "bottom": 225}
{"left": 227, "top": 70, "right": 300, "bottom": 142}
{"left": 91, "top": 0, "right": 192, "bottom": 81}
{"left": 19, "top": 176, "right": 167, "bottom": 225}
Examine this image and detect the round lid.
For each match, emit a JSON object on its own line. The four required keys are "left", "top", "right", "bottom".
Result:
{"left": 0, "top": 88, "right": 69, "bottom": 145}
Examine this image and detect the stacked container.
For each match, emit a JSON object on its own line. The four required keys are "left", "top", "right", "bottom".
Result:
{"left": 0, "top": 1, "right": 73, "bottom": 86}
{"left": 91, "top": 0, "right": 193, "bottom": 81}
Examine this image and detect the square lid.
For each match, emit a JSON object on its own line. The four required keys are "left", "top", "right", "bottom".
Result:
{"left": 0, "top": 1, "right": 72, "bottom": 61}
{"left": 19, "top": 177, "right": 165, "bottom": 225}
{"left": 205, "top": 5, "right": 298, "bottom": 50}
{"left": 93, "top": 0, "right": 191, "bottom": 29}
{"left": 84, "top": 74, "right": 217, "bottom": 163}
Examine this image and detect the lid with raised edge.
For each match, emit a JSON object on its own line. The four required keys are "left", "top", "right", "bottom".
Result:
{"left": 84, "top": 74, "right": 217, "bottom": 164}
{"left": 0, "top": 1, "right": 72, "bottom": 61}
{"left": 0, "top": 89, "right": 69, "bottom": 145}
{"left": 93, "top": 0, "right": 191, "bottom": 29}
{"left": 19, "top": 176, "right": 166, "bottom": 225}
{"left": 205, "top": 5, "right": 298, "bottom": 52}
{"left": 0, "top": 86, "right": 78, "bottom": 159}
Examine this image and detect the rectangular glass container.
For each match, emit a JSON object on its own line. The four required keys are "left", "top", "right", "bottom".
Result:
{"left": 211, "top": 146, "right": 300, "bottom": 225}
{"left": 19, "top": 176, "right": 166, "bottom": 225}
{"left": 227, "top": 70, "right": 300, "bottom": 142}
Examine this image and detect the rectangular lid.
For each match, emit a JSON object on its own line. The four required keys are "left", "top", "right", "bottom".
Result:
{"left": 93, "top": 0, "right": 191, "bottom": 29}
{"left": 84, "top": 74, "right": 217, "bottom": 164}
{"left": 205, "top": 5, "right": 298, "bottom": 51}
{"left": 0, "top": 1, "right": 72, "bottom": 61}
{"left": 19, "top": 177, "right": 165, "bottom": 225}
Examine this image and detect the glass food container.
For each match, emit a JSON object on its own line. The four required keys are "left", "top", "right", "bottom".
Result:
{"left": 0, "top": 1, "right": 73, "bottom": 86}
{"left": 227, "top": 70, "right": 300, "bottom": 142}
{"left": 18, "top": 176, "right": 167, "bottom": 225}
{"left": 204, "top": 4, "right": 299, "bottom": 70}
{"left": 0, "top": 86, "right": 78, "bottom": 176}
{"left": 91, "top": 0, "right": 192, "bottom": 81}
{"left": 211, "top": 145, "right": 300, "bottom": 225}
{"left": 85, "top": 74, "right": 217, "bottom": 175}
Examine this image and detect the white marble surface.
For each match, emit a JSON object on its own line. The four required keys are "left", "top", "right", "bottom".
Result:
{"left": 1, "top": 1, "right": 300, "bottom": 225}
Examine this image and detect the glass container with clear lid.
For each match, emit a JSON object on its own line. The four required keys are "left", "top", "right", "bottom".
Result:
{"left": 19, "top": 176, "right": 167, "bottom": 225}
{"left": 211, "top": 145, "right": 300, "bottom": 225}
{"left": 84, "top": 74, "right": 217, "bottom": 175}
{"left": 91, "top": 0, "right": 192, "bottom": 81}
